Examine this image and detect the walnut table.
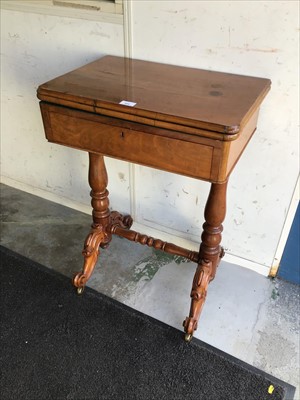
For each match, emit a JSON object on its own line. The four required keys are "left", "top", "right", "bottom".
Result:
{"left": 37, "top": 56, "right": 270, "bottom": 341}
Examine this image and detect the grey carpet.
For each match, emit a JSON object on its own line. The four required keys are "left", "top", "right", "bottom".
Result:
{"left": 0, "top": 246, "right": 295, "bottom": 400}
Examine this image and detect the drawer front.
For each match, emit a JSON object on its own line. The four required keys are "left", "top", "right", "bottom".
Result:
{"left": 41, "top": 104, "right": 214, "bottom": 180}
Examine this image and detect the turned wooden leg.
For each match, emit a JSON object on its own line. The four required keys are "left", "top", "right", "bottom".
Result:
{"left": 73, "top": 153, "right": 111, "bottom": 293}
{"left": 183, "top": 181, "right": 227, "bottom": 341}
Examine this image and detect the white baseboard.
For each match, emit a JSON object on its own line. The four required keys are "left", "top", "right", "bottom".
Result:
{"left": 223, "top": 253, "right": 270, "bottom": 276}
{"left": 131, "top": 221, "right": 270, "bottom": 277}
{"left": 1, "top": 175, "right": 270, "bottom": 276}
{"left": 270, "top": 176, "right": 299, "bottom": 277}
{"left": 1, "top": 176, "right": 91, "bottom": 215}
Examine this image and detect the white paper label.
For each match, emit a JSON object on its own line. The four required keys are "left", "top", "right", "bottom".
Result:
{"left": 119, "top": 100, "right": 137, "bottom": 107}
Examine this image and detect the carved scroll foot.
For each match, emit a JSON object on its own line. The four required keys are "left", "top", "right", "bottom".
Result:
{"left": 183, "top": 259, "right": 213, "bottom": 340}
{"left": 73, "top": 224, "right": 106, "bottom": 292}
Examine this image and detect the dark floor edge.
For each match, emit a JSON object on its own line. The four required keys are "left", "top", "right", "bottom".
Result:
{"left": 1, "top": 245, "right": 296, "bottom": 399}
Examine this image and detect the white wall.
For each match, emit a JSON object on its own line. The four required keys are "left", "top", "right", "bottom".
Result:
{"left": 130, "top": 0, "right": 300, "bottom": 271}
{"left": 1, "top": 1, "right": 299, "bottom": 274}
{"left": 1, "top": 8, "right": 130, "bottom": 212}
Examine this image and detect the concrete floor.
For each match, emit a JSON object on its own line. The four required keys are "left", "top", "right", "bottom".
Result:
{"left": 1, "top": 183, "right": 299, "bottom": 398}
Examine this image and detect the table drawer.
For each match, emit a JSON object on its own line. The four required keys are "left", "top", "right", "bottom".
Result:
{"left": 41, "top": 103, "right": 214, "bottom": 180}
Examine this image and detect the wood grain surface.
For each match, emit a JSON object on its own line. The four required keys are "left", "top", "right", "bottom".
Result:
{"left": 37, "top": 55, "right": 271, "bottom": 135}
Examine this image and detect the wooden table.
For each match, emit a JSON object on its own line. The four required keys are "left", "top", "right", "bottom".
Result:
{"left": 37, "top": 56, "right": 270, "bottom": 341}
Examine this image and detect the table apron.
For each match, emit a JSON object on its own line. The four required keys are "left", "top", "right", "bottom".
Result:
{"left": 40, "top": 102, "right": 258, "bottom": 183}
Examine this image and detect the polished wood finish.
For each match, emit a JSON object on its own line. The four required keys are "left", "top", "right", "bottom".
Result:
{"left": 37, "top": 56, "right": 270, "bottom": 340}
{"left": 111, "top": 225, "right": 199, "bottom": 263}
{"left": 183, "top": 181, "right": 227, "bottom": 336}
{"left": 73, "top": 153, "right": 110, "bottom": 290}
{"left": 37, "top": 56, "right": 270, "bottom": 136}
{"left": 40, "top": 103, "right": 214, "bottom": 181}
{"left": 40, "top": 102, "right": 261, "bottom": 183}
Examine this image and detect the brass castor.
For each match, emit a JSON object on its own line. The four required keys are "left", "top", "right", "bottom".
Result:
{"left": 184, "top": 333, "right": 193, "bottom": 343}
{"left": 76, "top": 286, "right": 85, "bottom": 295}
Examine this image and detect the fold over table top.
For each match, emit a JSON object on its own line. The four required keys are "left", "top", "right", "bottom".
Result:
{"left": 37, "top": 56, "right": 271, "bottom": 140}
